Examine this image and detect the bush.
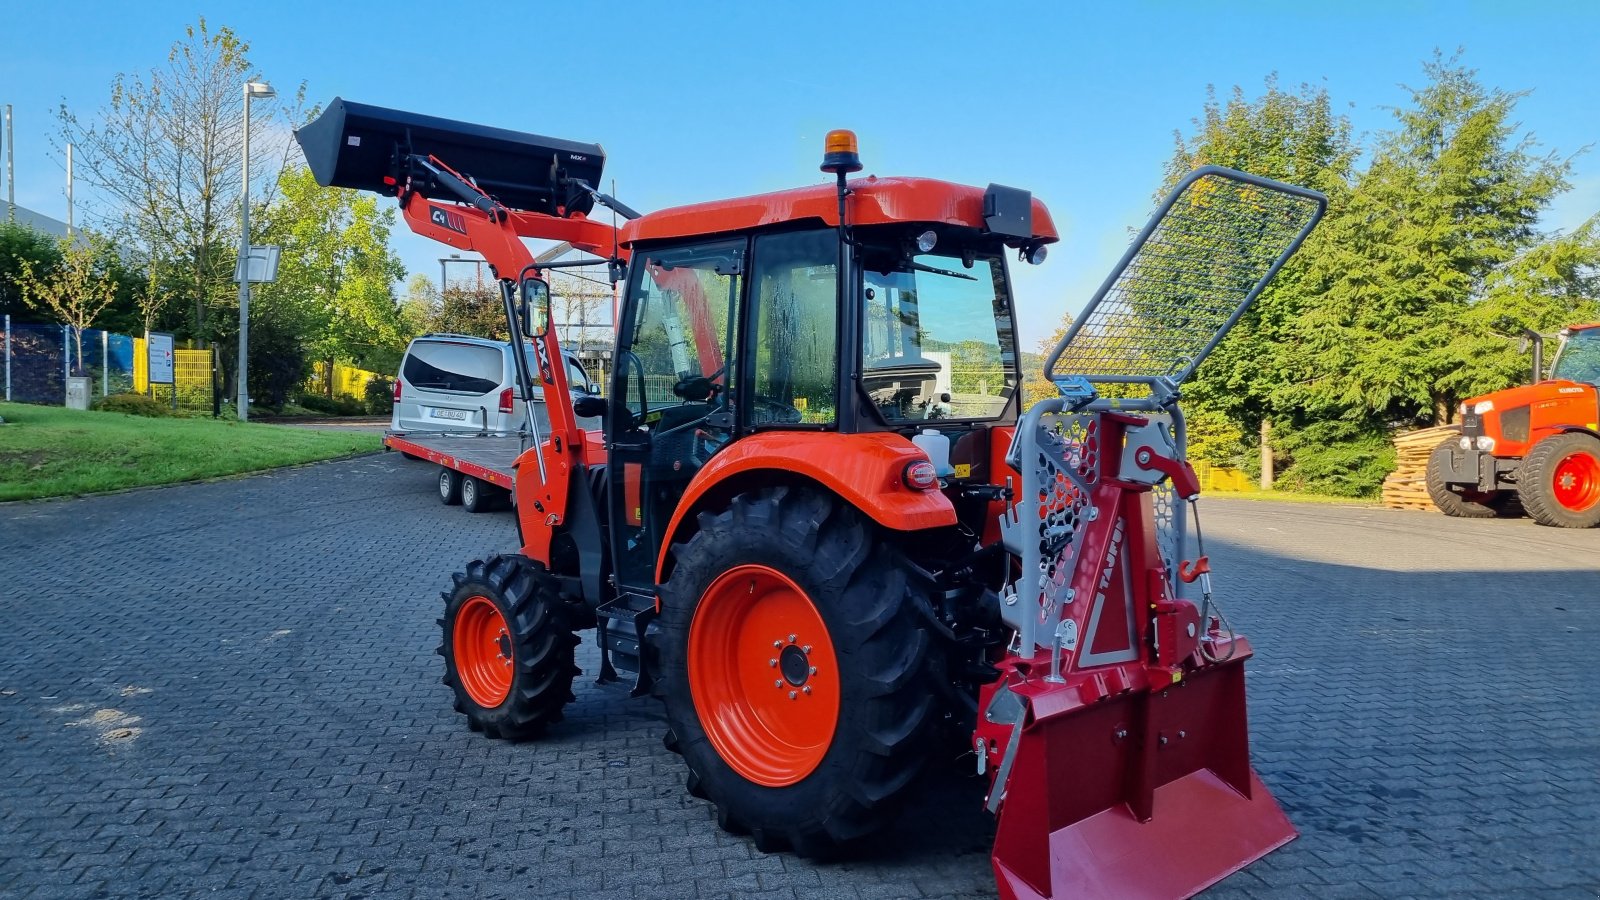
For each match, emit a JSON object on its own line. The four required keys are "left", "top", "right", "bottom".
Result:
{"left": 296, "top": 393, "right": 367, "bottom": 416}
{"left": 1274, "top": 420, "right": 1395, "bottom": 498}
{"left": 365, "top": 375, "right": 394, "bottom": 415}
{"left": 93, "top": 392, "right": 172, "bottom": 417}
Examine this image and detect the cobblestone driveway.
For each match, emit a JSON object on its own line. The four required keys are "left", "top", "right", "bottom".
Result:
{"left": 1, "top": 455, "right": 1597, "bottom": 899}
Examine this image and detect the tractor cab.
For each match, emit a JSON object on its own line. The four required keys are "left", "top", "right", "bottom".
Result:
{"left": 603, "top": 158, "right": 1058, "bottom": 593}
{"left": 1550, "top": 324, "right": 1600, "bottom": 385}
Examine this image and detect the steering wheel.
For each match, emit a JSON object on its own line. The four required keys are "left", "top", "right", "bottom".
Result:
{"left": 751, "top": 396, "right": 804, "bottom": 426}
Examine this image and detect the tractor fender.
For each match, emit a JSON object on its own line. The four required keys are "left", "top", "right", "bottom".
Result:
{"left": 655, "top": 431, "right": 957, "bottom": 582}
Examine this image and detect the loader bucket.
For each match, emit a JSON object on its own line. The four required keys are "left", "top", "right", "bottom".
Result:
{"left": 295, "top": 97, "right": 606, "bottom": 216}
{"left": 982, "top": 167, "right": 1325, "bottom": 899}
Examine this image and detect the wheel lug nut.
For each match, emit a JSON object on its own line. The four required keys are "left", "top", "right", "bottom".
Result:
{"left": 769, "top": 658, "right": 777, "bottom": 667}
{"left": 774, "top": 680, "right": 783, "bottom": 688}
{"left": 788, "top": 634, "right": 797, "bottom": 643}
{"left": 809, "top": 666, "right": 817, "bottom": 675}
{"left": 802, "top": 686, "right": 812, "bottom": 695}
{"left": 789, "top": 691, "right": 797, "bottom": 700}
{"left": 773, "top": 640, "right": 781, "bottom": 648}
{"left": 802, "top": 645, "right": 812, "bottom": 654}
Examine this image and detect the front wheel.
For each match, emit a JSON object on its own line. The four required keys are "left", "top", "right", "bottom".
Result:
{"left": 1520, "top": 433, "right": 1600, "bottom": 528}
{"left": 438, "top": 556, "right": 580, "bottom": 739}
{"left": 657, "top": 487, "right": 939, "bottom": 856}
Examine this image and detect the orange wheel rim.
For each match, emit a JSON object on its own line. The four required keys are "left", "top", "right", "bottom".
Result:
{"left": 688, "top": 565, "right": 840, "bottom": 787}
{"left": 454, "top": 595, "right": 513, "bottom": 707}
{"left": 1553, "top": 451, "right": 1600, "bottom": 512}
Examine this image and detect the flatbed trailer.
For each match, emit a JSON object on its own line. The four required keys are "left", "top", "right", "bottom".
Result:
{"left": 385, "top": 431, "right": 528, "bottom": 512}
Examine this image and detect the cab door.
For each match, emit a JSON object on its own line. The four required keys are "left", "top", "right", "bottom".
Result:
{"left": 608, "top": 239, "right": 745, "bottom": 591}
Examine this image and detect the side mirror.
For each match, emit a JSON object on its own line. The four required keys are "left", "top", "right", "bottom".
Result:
{"left": 573, "top": 394, "right": 607, "bottom": 419}
{"left": 519, "top": 276, "right": 551, "bottom": 338}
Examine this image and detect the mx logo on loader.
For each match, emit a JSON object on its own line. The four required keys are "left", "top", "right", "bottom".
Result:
{"left": 429, "top": 205, "right": 468, "bottom": 235}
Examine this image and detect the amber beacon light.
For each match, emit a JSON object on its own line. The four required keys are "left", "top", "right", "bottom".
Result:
{"left": 820, "top": 129, "right": 862, "bottom": 174}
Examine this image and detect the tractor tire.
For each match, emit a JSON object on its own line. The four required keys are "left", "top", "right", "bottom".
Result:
{"left": 438, "top": 555, "right": 581, "bottom": 739}
{"left": 461, "top": 475, "right": 494, "bottom": 513}
{"left": 1519, "top": 432, "right": 1600, "bottom": 528}
{"left": 1426, "top": 440, "right": 1499, "bottom": 518}
{"left": 657, "top": 486, "right": 939, "bottom": 857}
{"left": 438, "top": 467, "right": 463, "bottom": 505}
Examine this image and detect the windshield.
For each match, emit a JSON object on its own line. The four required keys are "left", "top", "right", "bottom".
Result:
{"left": 1551, "top": 329, "right": 1600, "bottom": 385}
{"left": 859, "top": 244, "right": 1017, "bottom": 423}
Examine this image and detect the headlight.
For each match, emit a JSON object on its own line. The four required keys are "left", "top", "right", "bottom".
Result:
{"left": 1459, "top": 401, "right": 1469, "bottom": 415}
{"left": 1459, "top": 437, "right": 1472, "bottom": 450}
{"left": 1473, "top": 400, "right": 1495, "bottom": 415}
{"left": 1475, "top": 435, "right": 1496, "bottom": 452}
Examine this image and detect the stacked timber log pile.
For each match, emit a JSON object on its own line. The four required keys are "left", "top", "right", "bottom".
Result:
{"left": 1381, "top": 425, "right": 1458, "bottom": 511}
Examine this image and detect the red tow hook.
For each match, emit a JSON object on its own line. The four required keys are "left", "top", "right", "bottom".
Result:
{"left": 1178, "top": 556, "right": 1210, "bottom": 584}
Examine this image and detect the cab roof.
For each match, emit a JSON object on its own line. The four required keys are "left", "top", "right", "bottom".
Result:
{"left": 619, "top": 176, "right": 1058, "bottom": 248}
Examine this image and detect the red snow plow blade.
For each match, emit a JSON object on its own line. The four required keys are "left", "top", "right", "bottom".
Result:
{"left": 982, "top": 167, "right": 1325, "bottom": 899}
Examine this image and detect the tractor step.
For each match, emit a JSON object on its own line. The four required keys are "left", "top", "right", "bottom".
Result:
{"left": 596, "top": 593, "right": 655, "bottom": 678}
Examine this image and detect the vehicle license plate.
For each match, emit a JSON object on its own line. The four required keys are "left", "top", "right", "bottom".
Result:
{"left": 430, "top": 408, "right": 469, "bottom": 421}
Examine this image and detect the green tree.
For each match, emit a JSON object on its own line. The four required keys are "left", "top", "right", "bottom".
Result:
{"left": 57, "top": 19, "right": 301, "bottom": 347}
{"left": 15, "top": 235, "right": 121, "bottom": 373}
{"left": 1161, "top": 77, "right": 1357, "bottom": 485}
{"left": 432, "top": 285, "right": 509, "bottom": 339}
{"left": 249, "top": 164, "right": 407, "bottom": 390}
{"left": 0, "top": 222, "right": 64, "bottom": 319}
{"left": 1299, "top": 53, "right": 1570, "bottom": 429}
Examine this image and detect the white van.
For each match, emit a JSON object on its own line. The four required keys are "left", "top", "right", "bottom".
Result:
{"left": 393, "top": 334, "right": 600, "bottom": 436}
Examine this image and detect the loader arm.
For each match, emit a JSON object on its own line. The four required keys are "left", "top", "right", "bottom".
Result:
{"left": 397, "top": 186, "right": 619, "bottom": 451}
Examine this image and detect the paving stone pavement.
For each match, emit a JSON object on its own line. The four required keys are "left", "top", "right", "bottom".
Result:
{"left": 0, "top": 456, "right": 1597, "bottom": 899}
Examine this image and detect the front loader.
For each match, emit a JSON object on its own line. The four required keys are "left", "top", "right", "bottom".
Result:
{"left": 297, "top": 100, "right": 1325, "bottom": 898}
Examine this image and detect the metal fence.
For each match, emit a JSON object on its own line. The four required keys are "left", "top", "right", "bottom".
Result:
{"left": 3, "top": 317, "right": 137, "bottom": 405}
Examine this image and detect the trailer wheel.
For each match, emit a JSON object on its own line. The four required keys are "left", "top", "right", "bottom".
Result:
{"left": 438, "top": 467, "right": 463, "bottom": 505}
{"left": 1425, "top": 440, "right": 1500, "bottom": 518}
{"left": 1520, "top": 433, "right": 1600, "bottom": 528}
{"left": 658, "top": 486, "right": 939, "bottom": 856}
{"left": 461, "top": 475, "right": 491, "bottom": 513}
{"left": 438, "top": 555, "right": 580, "bottom": 739}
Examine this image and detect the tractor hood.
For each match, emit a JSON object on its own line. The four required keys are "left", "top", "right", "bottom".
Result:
{"left": 1463, "top": 379, "right": 1598, "bottom": 411}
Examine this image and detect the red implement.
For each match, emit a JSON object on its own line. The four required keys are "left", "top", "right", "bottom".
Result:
{"left": 979, "top": 405, "right": 1299, "bottom": 900}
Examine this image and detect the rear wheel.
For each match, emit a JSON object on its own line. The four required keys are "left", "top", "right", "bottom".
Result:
{"left": 439, "top": 555, "right": 580, "bottom": 739}
{"left": 1426, "top": 440, "right": 1500, "bottom": 518}
{"left": 438, "top": 467, "right": 463, "bottom": 505}
{"left": 658, "top": 487, "right": 939, "bottom": 856}
{"left": 1520, "top": 433, "right": 1600, "bottom": 528}
{"left": 461, "top": 475, "right": 494, "bottom": 513}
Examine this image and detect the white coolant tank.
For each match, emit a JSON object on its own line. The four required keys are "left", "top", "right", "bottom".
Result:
{"left": 912, "top": 428, "right": 954, "bottom": 476}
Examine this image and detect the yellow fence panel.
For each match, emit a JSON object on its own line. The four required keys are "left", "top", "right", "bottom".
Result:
{"left": 1192, "top": 461, "right": 1251, "bottom": 493}
{"left": 173, "top": 350, "right": 212, "bottom": 393}
{"left": 133, "top": 338, "right": 148, "bottom": 394}
{"left": 308, "top": 361, "right": 382, "bottom": 399}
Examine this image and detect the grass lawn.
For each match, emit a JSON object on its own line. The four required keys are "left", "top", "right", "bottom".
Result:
{"left": 0, "top": 401, "right": 381, "bottom": 502}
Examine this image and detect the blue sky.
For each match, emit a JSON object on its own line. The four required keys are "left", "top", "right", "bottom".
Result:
{"left": 3, "top": 1, "right": 1597, "bottom": 347}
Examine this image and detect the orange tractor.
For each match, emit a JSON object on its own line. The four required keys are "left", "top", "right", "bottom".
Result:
{"left": 298, "top": 100, "right": 1325, "bottom": 898}
{"left": 1428, "top": 324, "right": 1600, "bottom": 527}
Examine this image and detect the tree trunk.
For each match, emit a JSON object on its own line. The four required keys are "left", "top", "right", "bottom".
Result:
{"left": 1259, "top": 418, "right": 1274, "bottom": 491}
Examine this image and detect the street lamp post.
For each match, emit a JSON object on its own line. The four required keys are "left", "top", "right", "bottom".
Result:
{"left": 237, "top": 80, "right": 275, "bottom": 421}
